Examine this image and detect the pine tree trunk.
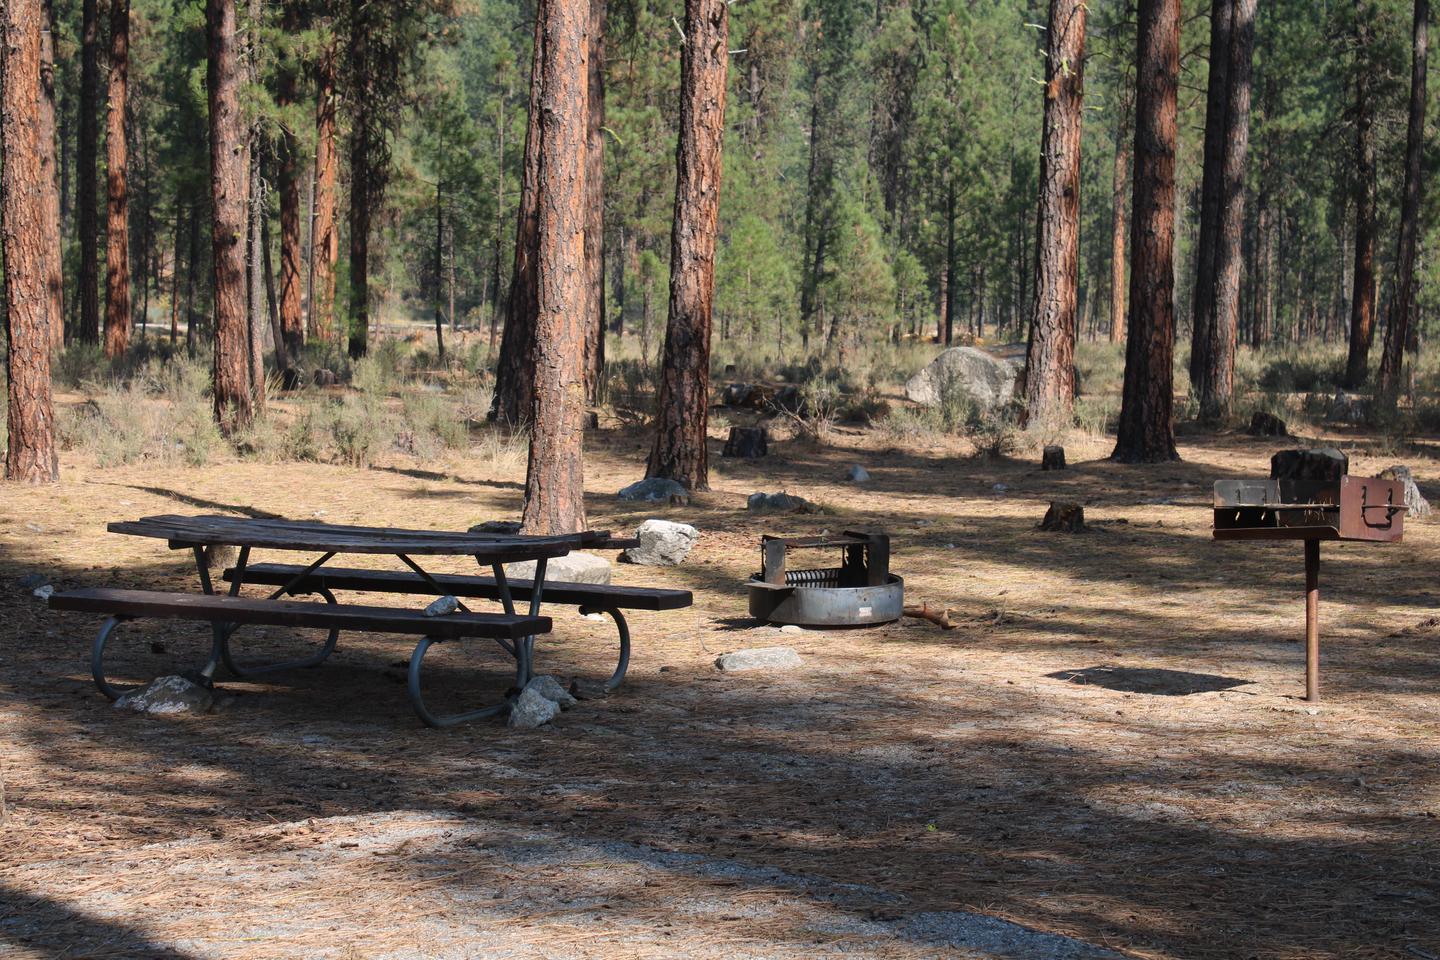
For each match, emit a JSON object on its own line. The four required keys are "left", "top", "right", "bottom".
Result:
{"left": 38, "top": 0, "right": 64, "bottom": 350}
{"left": 276, "top": 0, "right": 304, "bottom": 364}
{"left": 492, "top": 6, "right": 545, "bottom": 425}
{"left": 1109, "top": 92, "right": 1131, "bottom": 345}
{"left": 1344, "top": 2, "right": 1378, "bottom": 389}
{"left": 1113, "top": 0, "right": 1180, "bottom": 463}
{"left": 944, "top": 181, "right": 956, "bottom": 344}
{"left": 433, "top": 178, "right": 446, "bottom": 360}
{"left": 248, "top": 109, "right": 267, "bottom": 408}
{"left": 1377, "top": 0, "right": 1428, "bottom": 409}
{"left": 102, "top": 0, "right": 131, "bottom": 358}
{"left": 310, "top": 43, "right": 338, "bottom": 345}
{"left": 207, "top": 0, "right": 253, "bottom": 433}
{"left": 184, "top": 199, "right": 200, "bottom": 354}
{"left": 583, "top": 0, "right": 607, "bottom": 405}
{"left": 347, "top": 0, "right": 371, "bottom": 361}
{"left": 521, "top": 0, "right": 589, "bottom": 535}
{"left": 77, "top": 0, "right": 101, "bottom": 344}
{"left": 169, "top": 202, "right": 185, "bottom": 345}
{"left": 1024, "top": 0, "right": 1087, "bottom": 428}
{"left": 3, "top": 0, "right": 60, "bottom": 481}
{"left": 489, "top": 87, "right": 507, "bottom": 346}
{"left": 644, "top": 0, "right": 729, "bottom": 492}
{"left": 1190, "top": 0, "right": 1255, "bottom": 422}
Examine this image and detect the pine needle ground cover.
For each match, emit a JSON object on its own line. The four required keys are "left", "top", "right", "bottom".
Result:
{"left": 2, "top": 416, "right": 1438, "bottom": 959}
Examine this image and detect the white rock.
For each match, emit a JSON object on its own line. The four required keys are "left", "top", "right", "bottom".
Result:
{"left": 526, "top": 674, "right": 577, "bottom": 710}
{"left": 904, "top": 347, "right": 1019, "bottom": 411}
{"left": 847, "top": 465, "right": 871, "bottom": 482}
{"left": 779, "top": 624, "right": 805, "bottom": 634}
{"left": 714, "top": 646, "right": 803, "bottom": 672}
{"left": 506, "top": 685, "right": 560, "bottom": 728}
{"left": 32, "top": 584, "right": 54, "bottom": 600}
{"left": 115, "top": 675, "right": 214, "bottom": 715}
{"left": 622, "top": 519, "right": 699, "bottom": 566}
{"left": 504, "top": 551, "right": 612, "bottom": 586}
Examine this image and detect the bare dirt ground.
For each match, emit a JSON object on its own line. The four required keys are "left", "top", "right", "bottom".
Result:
{"left": 2, "top": 421, "right": 1439, "bottom": 959}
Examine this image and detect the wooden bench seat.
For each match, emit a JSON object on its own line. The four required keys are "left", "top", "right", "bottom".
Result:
{"left": 222, "top": 563, "right": 693, "bottom": 611}
{"left": 49, "top": 587, "right": 552, "bottom": 727}
{"left": 50, "top": 587, "right": 550, "bottom": 638}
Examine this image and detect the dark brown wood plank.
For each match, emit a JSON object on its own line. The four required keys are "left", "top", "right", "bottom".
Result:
{"left": 106, "top": 514, "right": 581, "bottom": 558}
{"left": 49, "top": 588, "right": 551, "bottom": 639}
{"left": 226, "top": 564, "right": 695, "bottom": 611}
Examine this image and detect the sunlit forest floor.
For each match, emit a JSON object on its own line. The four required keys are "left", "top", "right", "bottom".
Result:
{"left": 2, "top": 340, "right": 1439, "bottom": 959}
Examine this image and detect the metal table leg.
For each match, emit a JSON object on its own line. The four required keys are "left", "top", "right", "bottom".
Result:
{"left": 1305, "top": 539, "right": 1320, "bottom": 702}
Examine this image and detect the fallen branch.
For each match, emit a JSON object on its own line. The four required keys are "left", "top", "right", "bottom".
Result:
{"left": 902, "top": 603, "right": 960, "bottom": 630}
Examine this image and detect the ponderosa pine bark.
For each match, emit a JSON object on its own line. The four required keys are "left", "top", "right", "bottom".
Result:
{"left": 207, "top": 0, "right": 253, "bottom": 433}
{"left": 77, "top": 0, "right": 101, "bottom": 344}
{"left": 3, "top": 0, "right": 60, "bottom": 481}
{"left": 521, "top": 0, "right": 588, "bottom": 535}
{"left": 347, "top": 0, "right": 372, "bottom": 360}
{"left": 38, "top": 0, "right": 64, "bottom": 350}
{"left": 310, "top": 43, "right": 339, "bottom": 345}
{"left": 1377, "top": 0, "right": 1428, "bottom": 409}
{"left": 103, "top": 0, "right": 131, "bottom": 358}
{"left": 1113, "top": 0, "right": 1180, "bottom": 463}
{"left": 1109, "top": 93, "right": 1130, "bottom": 345}
{"left": 1344, "top": 0, "right": 1378, "bottom": 389}
{"left": 583, "top": 0, "right": 607, "bottom": 405}
{"left": 1024, "top": 0, "right": 1087, "bottom": 429}
{"left": 1189, "top": 0, "right": 1255, "bottom": 422}
{"left": 276, "top": 0, "right": 304, "bottom": 367}
{"left": 492, "top": 5, "right": 545, "bottom": 426}
{"left": 645, "top": 0, "right": 729, "bottom": 491}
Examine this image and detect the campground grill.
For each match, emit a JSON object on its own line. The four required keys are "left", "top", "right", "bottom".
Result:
{"left": 1212, "top": 451, "right": 1405, "bottom": 701}
{"left": 747, "top": 531, "right": 903, "bottom": 627}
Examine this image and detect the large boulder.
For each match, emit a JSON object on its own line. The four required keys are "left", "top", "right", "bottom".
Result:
{"left": 504, "top": 551, "right": 612, "bottom": 585}
{"left": 622, "top": 519, "right": 699, "bottom": 566}
{"left": 618, "top": 477, "right": 691, "bottom": 505}
{"left": 904, "top": 347, "right": 1019, "bottom": 411}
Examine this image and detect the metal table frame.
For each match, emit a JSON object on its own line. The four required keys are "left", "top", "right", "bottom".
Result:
{"left": 99, "top": 514, "right": 588, "bottom": 725}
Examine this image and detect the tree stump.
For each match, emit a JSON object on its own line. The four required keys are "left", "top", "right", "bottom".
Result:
{"left": 1038, "top": 501, "right": 1085, "bottom": 532}
{"left": 723, "top": 426, "right": 768, "bottom": 459}
{"left": 1041, "top": 445, "right": 1066, "bottom": 471}
{"left": 1271, "top": 447, "right": 1347, "bottom": 485}
{"left": 1246, "top": 411, "right": 1287, "bottom": 437}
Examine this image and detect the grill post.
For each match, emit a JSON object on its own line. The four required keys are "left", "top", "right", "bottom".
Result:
{"left": 1305, "top": 539, "right": 1320, "bottom": 702}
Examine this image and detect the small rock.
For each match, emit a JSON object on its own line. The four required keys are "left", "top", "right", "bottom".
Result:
{"left": 622, "top": 519, "right": 699, "bottom": 566}
{"left": 504, "top": 551, "right": 612, "bottom": 585}
{"left": 722, "top": 426, "right": 769, "bottom": 459}
{"left": 312, "top": 368, "right": 338, "bottom": 387}
{"left": 569, "top": 678, "right": 611, "bottom": 700}
{"left": 618, "top": 477, "right": 691, "bottom": 505}
{"left": 526, "top": 674, "right": 577, "bottom": 710}
{"left": 115, "top": 675, "right": 214, "bottom": 715}
{"left": 15, "top": 573, "right": 47, "bottom": 590}
{"left": 779, "top": 624, "right": 804, "bottom": 635}
{"left": 715, "top": 646, "right": 803, "bottom": 672}
{"left": 992, "top": 483, "right": 1009, "bottom": 493}
{"left": 1041, "top": 445, "right": 1066, "bottom": 471}
{"left": 1246, "top": 411, "right": 1288, "bottom": 437}
{"left": 847, "top": 465, "right": 871, "bottom": 482}
{"left": 31, "top": 584, "right": 54, "bottom": 601}
{"left": 506, "top": 686, "right": 560, "bottom": 728}
{"left": 1376, "top": 465, "right": 1432, "bottom": 519}
{"left": 469, "top": 520, "right": 522, "bottom": 535}
{"left": 1038, "top": 501, "right": 1085, "bottom": 533}
{"left": 746, "top": 491, "right": 818, "bottom": 514}
{"left": 423, "top": 595, "right": 459, "bottom": 617}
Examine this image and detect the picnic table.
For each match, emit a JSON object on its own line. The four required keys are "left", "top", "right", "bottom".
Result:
{"left": 49, "top": 514, "right": 692, "bottom": 726}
